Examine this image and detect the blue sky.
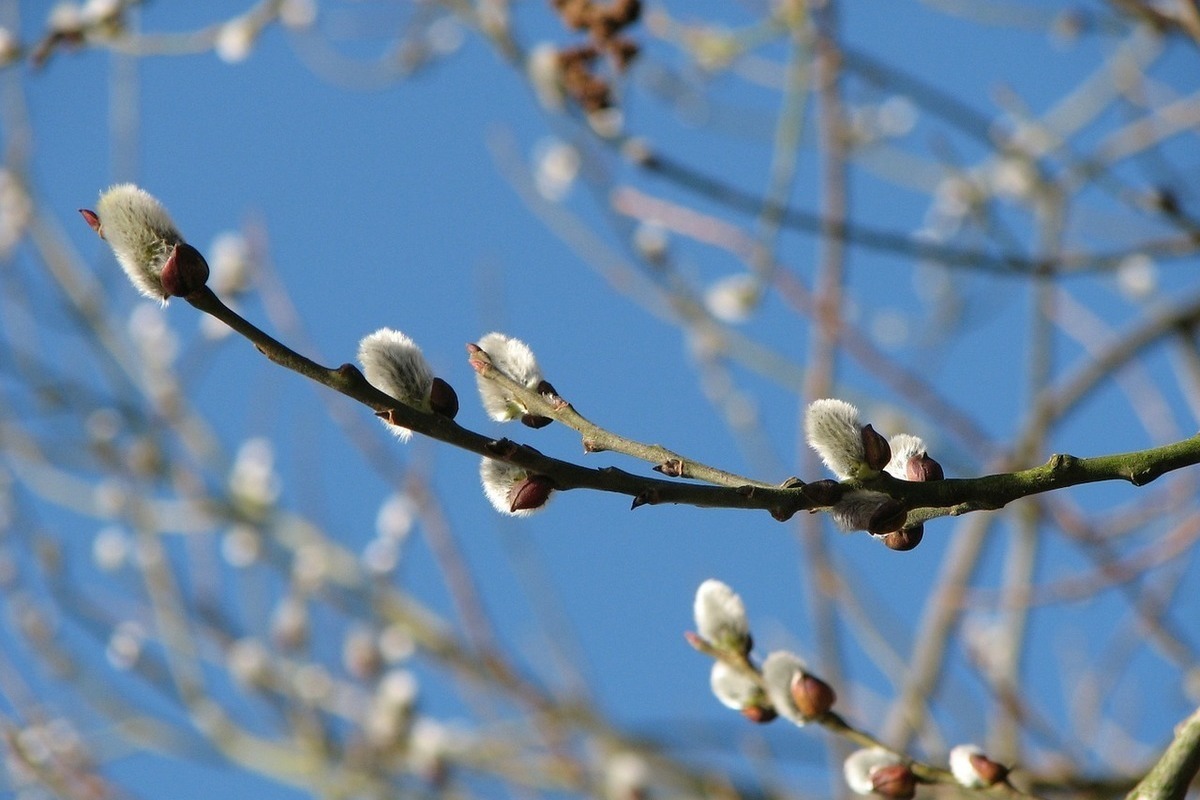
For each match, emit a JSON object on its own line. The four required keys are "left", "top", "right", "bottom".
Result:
{"left": 5, "top": 0, "right": 1200, "bottom": 796}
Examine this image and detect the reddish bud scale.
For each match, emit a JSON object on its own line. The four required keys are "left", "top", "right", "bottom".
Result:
{"left": 883, "top": 525, "right": 923, "bottom": 552}
{"left": 510, "top": 475, "right": 553, "bottom": 513}
{"left": 861, "top": 424, "right": 892, "bottom": 472}
{"left": 871, "top": 764, "right": 917, "bottom": 800}
{"left": 429, "top": 377, "right": 459, "bottom": 420}
{"left": 969, "top": 754, "right": 1009, "bottom": 785}
{"left": 790, "top": 672, "right": 836, "bottom": 718}
{"left": 739, "top": 704, "right": 778, "bottom": 724}
{"left": 907, "top": 453, "right": 944, "bottom": 482}
{"left": 79, "top": 208, "right": 103, "bottom": 236}
{"left": 160, "top": 242, "right": 210, "bottom": 298}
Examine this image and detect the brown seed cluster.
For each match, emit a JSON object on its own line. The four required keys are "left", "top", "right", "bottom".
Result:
{"left": 549, "top": 0, "right": 642, "bottom": 112}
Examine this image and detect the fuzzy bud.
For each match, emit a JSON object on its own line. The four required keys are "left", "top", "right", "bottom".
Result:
{"left": 708, "top": 660, "right": 762, "bottom": 713}
{"left": 806, "top": 399, "right": 881, "bottom": 479}
{"left": 761, "top": 651, "right": 813, "bottom": 725}
{"left": 357, "top": 328, "right": 436, "bottom": 441}
{"left": 885, "top": 434, "right": 943, "bottom": 481}
{"left": 949, "top": 744, "right": 1008, "bottom": 788}
{"left": 830, "top": 490, "right": 906, "bottom": 534}
{"left": 844, "top": 748, "right": 907, "bottom": 797}
{"left": 693, "top": 579, "right": 751, "bottom": 655}
{"left": 479, "top": 457, "right": 553, "bottom": 516}
{"left": 84, "top": 184, "right": 203, "bottom": 303}
{"left": 473, "top": 332, "right": 548, "bottom": 423}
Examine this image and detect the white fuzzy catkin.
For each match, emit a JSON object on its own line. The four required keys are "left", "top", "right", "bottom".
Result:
{"left": 830, "top": 489, "right": 892, "bottom": 532}
{"left": 761, "top": 650, "right": 808, "bottom": 725}
{"left": 94, "top": 184, "right": 185, "bottom": 302}
{"left": 843, "top": 748, "right": 904, "bottom": 796}
{"left": 693, "top": 579, "right": 750, "bottom": 652}
{"left": 475, "top": 332, "right": 544, "bottom": 421}
{"left": 357, "top": 328, "right": 435, "bottom": 442}
{"left": 885, "top": 433, "right": 928, "bottom": 479}
{"left": 478, "top": 457, "right": 547, "bottom": 517}
{"left": 708, "top": 660, "right": 758, "bottom": 711}
{"left": 949, "top": 744, "right": 988, "bottom": 788}
{"left": 805, "top": 398, "right": 867, "bottom": 480}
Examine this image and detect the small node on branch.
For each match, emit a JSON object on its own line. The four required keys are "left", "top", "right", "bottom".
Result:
{"left": 653, "top": 458, "right": 684, "bottom": 478}
{"left": 335, "top": 363, "right": 365, "bottom": 382}
{"left": 1048, "top": 453, "right": 1079, "bottom": 472}
{"left": 631, "top": 489, "right": 659, "bottom": 509}
{"left": 483, "top": 438, "right": 520, "bottom": 458}
{"left": 779, "top": 476, "right": 805, "bottom": 490}
{"left": 582, "top": 438, "right": 607, "bottom": 453}
{"left": 1130, "top": 469, "right": 1155, "bottom": 486}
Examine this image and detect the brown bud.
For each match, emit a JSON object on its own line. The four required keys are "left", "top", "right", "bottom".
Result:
{"left": 861, "top": 424, "right": 891, "bottom": 472}
{"left": 613, "top": 0, "right": 642, "bottom": 25}
{"left": 160, "top": 242, "right": 210, "bottom": 298}
{"left": 906, "top": 453, "right": 944, "bottom": 482}
{"left": 521, "top": 413, "right": 553, "bottom": 429}
{"left": 739, "top": 704, "right": 778, "bottom": 724}
{"left": 969, "top": 753, "right": 1009, "bottom": 786}
{"left": 654, "top": 458, "right": 685, "bottom": 478}
{"left": 871, "top": 764, "right": 916, "bottom": 800}
{"left": 883, "top": 524, "right": 923, "bottom": 551}
{"left": 609, "top": 37, "right": 639, "bottom": 71}
{"left": 536, "top": 379, "right": 559, "bottom": 399}
{"left": 428, "top": 377, "right": 459, "bottom": 420}
{"left": 867, "top": 499, "right": 907, "bottom": 535}
{"left": 79, "top": 208, "right": 103, "bottom": 236}
{"left": 789, "top": 671, "right": 836, "bottom": 718}
{"left": 509, "top": 475, "right": 553, "bottom": 514}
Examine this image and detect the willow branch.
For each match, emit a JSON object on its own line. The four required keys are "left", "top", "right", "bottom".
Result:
{"left": 1125, "top": 705, "right": 1200, "bottom": 800}
{"left": 185, "top": 287, "right": 807, "bottom": 516}
{"left": 466, "top": 345, "right": 774, "bottom": 489}
{"left": 185, "top": 285, "right": 1200, "bottom": 528}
